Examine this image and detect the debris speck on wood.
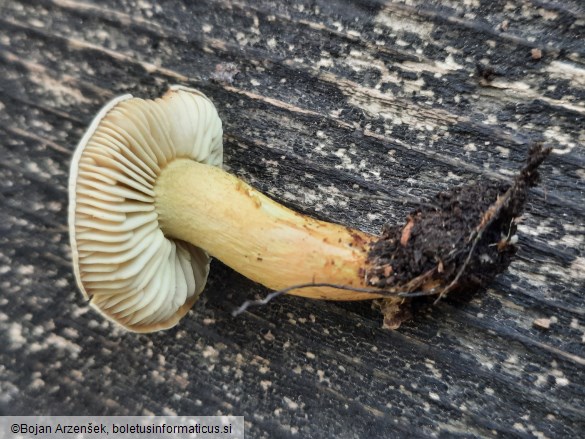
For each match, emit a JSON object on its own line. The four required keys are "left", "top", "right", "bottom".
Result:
{"left": 533, "top": 318, "right": 551, "bottom": 329}
{"left": 531, "top": 48, "right": 543, "bottom": 60}
{"left": 211, "top": 62, "right": 240, "bottom": 84}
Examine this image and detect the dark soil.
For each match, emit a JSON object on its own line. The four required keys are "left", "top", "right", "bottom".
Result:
{"left": 367, "top": 144, "right": 552, "bottom": 304}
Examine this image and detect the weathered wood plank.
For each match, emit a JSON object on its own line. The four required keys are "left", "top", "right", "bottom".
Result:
{"left": 1, "top": 0, "right": 584, "bottom": 437}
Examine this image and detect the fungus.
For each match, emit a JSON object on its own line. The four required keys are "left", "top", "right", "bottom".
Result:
{"left": 69, "top": 86, "right": 550, "bottom": 332}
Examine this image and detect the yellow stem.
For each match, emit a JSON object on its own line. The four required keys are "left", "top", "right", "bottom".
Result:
{"left": 155, "top": 159, "right": 383, "bottom": 300}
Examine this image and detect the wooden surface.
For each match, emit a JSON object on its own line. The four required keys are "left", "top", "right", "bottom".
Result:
{"left": 1, "top": 0, "right": 584, "bottom": 437}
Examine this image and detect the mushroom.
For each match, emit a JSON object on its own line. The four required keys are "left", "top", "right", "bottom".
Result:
{"left": 69, "top": 86, "right": 384, "bottom": 333}
{"left": 69, "top": 86, "right": 550, "bottom": 333}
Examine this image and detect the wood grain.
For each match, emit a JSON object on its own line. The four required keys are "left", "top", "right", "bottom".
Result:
{"left": 1, "top": 0, "right": 583, "bottom": 437}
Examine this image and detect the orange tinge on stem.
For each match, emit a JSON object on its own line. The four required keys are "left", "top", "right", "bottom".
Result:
{"left": 155, "top": 159, "right": 384, "bottom": 300}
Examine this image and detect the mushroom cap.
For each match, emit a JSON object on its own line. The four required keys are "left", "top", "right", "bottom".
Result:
{"left": 68, "top": 86, "right": 223, "bottom": 332}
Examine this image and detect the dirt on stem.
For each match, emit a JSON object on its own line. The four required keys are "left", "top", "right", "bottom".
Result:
{"left": 367, "top": 144, "right": 552, "bottom": 329}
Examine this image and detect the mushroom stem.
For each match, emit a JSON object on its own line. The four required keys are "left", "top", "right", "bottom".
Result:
{"left": 155, "top": 159, "right": 383, "bottom": 300}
